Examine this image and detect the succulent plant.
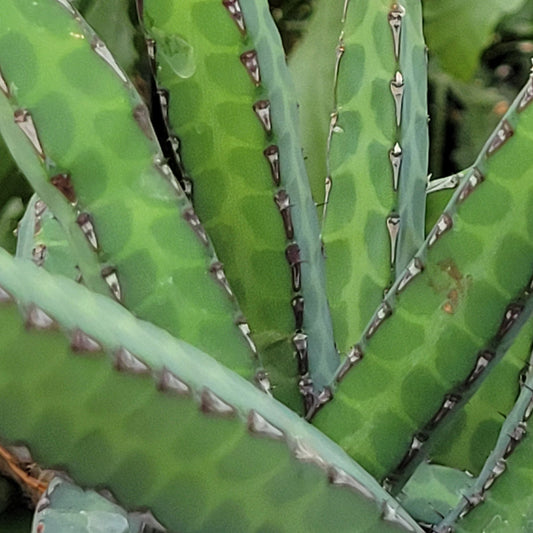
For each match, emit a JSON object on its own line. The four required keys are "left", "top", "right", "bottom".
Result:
{"left": 0, "top": 0, "right": 532, "bottom": 531}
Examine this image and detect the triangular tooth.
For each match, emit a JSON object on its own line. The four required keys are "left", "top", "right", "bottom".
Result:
{"left": 393, "top": 432, "right": 427, "bottom": 473}
{"left": 146, "top": 38, "right": 156, "bottom": 64}
{"left": 382, "top": 502, "right": 417, "bottom": 532}
{"left": 263, "top": 145, "right": 280, "bottom": 186}
{"left": 316, "top": 387, "right": 333, "bottom": 408}
{"left": 130, "top": 510, "right": 167, "bottom": 532}
{"left": 0, "top": 285, "right": 13, "bottom": 303}
{"left": 292, "top": 332, "right": 309, "bottom": 375}
{"left": 247, "top": 410, "right": 285, "bottom": 441}
{"left": 14, "top": 109, "right": 45, "bottom": 160}
{"left": 518, "top": 79, "right": 533, "bottom": 112}
{"left": 6, "top": 444, "right": 33, "bottom": 464}
{"left": 390, "top": 71, "right": 404, "bottom": 127}
{"left": 157, "top": 367, "right": 190, "bottom": 396}
{"left": 285, "top": 244, "right": 302, "bottom": 291}
{"left": 396, "top": 257, "right": 424, "bottom": 293}
{"left": 55, "top": 0, "right": 76, "bottom": 15}
{"left": 426, "top": 393, "right": 461, "bottom": 430}
{"left": 32, "top": 244, "right": 47, "bottom": 267}
{"left": 209, "top": 261, "right": 234, "bottom": 297}
{"left": 292, "top": 438, "right": 327, "bottom": 469}
{"left": 388, "top": 4, "right": 406, "bottom": 61}
{"left": 491, "top": 458, "right": 506, "bottom": 479}
{"left": 464, "top": 350, "right": 493, "bottom": 386}
{"left": 222, "top": 0, "right": 246, "bottom": 35}
{"left": 428, "top": 213, "right": 453, "bottom": 247}
{"left": 299, "top": 376, "right": 316, "bottom": 415}
{"left": 153, "top": 156, "right": 184, "bottom": 196}
{"left": 71, "top": 329, "right": 103, "bottom": 353}
{"left": 496, "top": 302, "right": 524, "bottom": 340}
{"left": 91, "top": 36, "right": 128, "bottom": 83}
{"left": 426, "top": 173, "right": 460, "bottom": 194}
{"left": 26, "top": 305, "right": 57, "bottom": 330}
{"left": 328, "top": 466, "right": 375, "bottom": 501}
{"left": 133, "top": 104, "right": 156, "bottom": 141}
{"left": 389, "top": 142, "right": 402, "bottom": 190}
{"left": 200, "top": 388, "right": 236, "bottom": 417}
{"left": 97, "top": 488, "right": 118, "bottom": 503}
{"left": 504, "top": 422, "right": 527, "bottom": 458}
{"left": 487, "top": 119, "right": 514, "bottom": 156}
{"left": 458, "top": 167, "right": 484, "bottom": 203}
{"left": 183, "top": 208, "right": 209, "bottom": 246}
{"left": 101, "top": 266, "right": 122, "bottom": 302}
{"left": 114, "top": 347, "right": 150, "bottom": 374}
{"left": 291, "top": 296, "right": 304, "bottom": 331}
{"left": 386, "top": 214, "right": 400, "bottom": 265}
{"left": 240, "top": 50, "right": 261, "bottom": 86}
{"left": 323, "top": 175, "right": 332, "bottom": 221}
{"left": 254, "top": 369, "right": 271, "bottom": 394}
{"left": 76, "top": 212, "right": 99, "bottom": 251}
{"left": 237, "top": 321, "right": 257, "bottom": 354}
{"left": 253, "top": 100, "right": 272, "bottom": 134}
{"left": 34, "top": 198, "right": 47, "bottom": 220}
{"left": 366, "top": 302, "right": 392, "bottom": 339}
{"left": 335, "top": 345, "right": 364, "bottom": 383}
{"left": 0, "top": 67, "right": 9, "bottom": 96}
{"left": 274, "top": 190, "right": 294, "bottom": 240}
{"left": 156, "top": 88, "right": 170, "bottom": 125}
{"left": 50, "top": 173, "right": 77, "bottom": 204}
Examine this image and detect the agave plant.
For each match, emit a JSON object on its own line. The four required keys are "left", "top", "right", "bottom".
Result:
{"left": 0, "top": 0, "right": 532, "bottom": 531}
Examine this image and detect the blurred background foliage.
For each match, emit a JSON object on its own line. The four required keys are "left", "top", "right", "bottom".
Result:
{"left": 0, "top": 0, "right": 532, "bottom": 528}
{"left": 271, "top": 0, "right": 533, "bottom": 176}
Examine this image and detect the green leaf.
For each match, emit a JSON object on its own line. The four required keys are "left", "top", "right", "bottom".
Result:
{"left": 399, "top": 463, "right": 473, "bottom": 525}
